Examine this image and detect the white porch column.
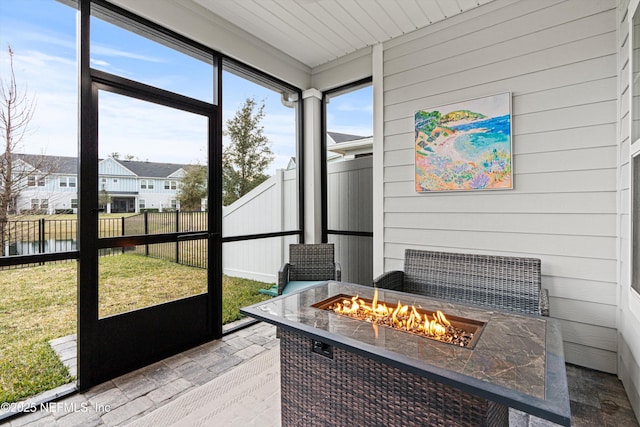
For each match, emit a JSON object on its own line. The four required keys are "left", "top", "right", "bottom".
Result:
{"left": 372, "top": 43, "right": 384, "bottom": 277}
{"left": 302, "top": 88, "right": 323, "bottom": 243}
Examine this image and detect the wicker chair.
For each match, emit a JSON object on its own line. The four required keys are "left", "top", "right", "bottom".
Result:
{"left": 373, "top": 249, "right": 549, "bottom": 316}
{"left": 259, "top": 243, "right": 342, "bottom": 296}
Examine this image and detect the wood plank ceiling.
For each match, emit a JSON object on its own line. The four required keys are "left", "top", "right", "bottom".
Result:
{"left": 193, "top": 0, "right": 495, "bottom": 68}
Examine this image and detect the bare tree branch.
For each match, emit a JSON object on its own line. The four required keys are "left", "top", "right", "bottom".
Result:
{"left": 0, "top": 44, "right": 39, "bottom": 255}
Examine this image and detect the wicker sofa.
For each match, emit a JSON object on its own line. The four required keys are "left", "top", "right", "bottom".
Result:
{"left": 373, "top": 249, "right": 549, "bottom": 316}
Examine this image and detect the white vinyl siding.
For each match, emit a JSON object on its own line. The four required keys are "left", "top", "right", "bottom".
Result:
{"left": 381, "top": 0, "right": 617, "bottom": 372}
{"left": 99, "top": 157, "right": 135, "bottom": 176}
{"left": 620, "top": 0, "right": 640, "bottom": 417}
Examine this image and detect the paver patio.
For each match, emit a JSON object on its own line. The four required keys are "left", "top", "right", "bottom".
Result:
{"left": 4, "top": 322, "right": 638, "bottom": 427}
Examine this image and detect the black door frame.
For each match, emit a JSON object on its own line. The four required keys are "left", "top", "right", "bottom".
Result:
{"left": 77, "top": 0, "right": 304, "bottom": 390}
{"left": 77, "top": 0, "right": 222, "bottom": 389}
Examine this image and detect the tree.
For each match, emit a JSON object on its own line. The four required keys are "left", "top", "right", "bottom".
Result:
{"left": 0, "top": 45, "right": 43, "bottom": 254}
{"left": 177, "top": 164, "right": 207, "bottom": 211}
{"left": 98, "top": 187, "right": 111, "bottom": 210}
{"left": 223, "top": 98, "right": 274, "bottom": 205}
{"left": 109, "top": 152, "right": 136, "bottom": 161}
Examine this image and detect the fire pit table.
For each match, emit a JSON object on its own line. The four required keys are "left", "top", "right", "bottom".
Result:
{"left": 241, "top": 281, "right": 571, "bottom": 427}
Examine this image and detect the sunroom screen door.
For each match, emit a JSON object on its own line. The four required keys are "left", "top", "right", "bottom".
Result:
{"left": 78, "top": 70, "right": 220, "bottom": 389}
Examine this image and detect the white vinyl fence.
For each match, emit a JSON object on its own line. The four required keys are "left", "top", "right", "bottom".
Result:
{"left": 222, "top": 157, "right": 373, "bottom": 285}
{"left": 327, "top": 156, "right": 373, "bottom": 285}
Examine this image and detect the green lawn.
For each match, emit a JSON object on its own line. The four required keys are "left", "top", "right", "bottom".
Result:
{"left": 0, "top": 255, "right": 273, "bottom": 404}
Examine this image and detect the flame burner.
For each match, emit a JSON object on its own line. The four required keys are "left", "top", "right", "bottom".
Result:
{"left": 312, "top": 290, "right": 485, "bottom": 349}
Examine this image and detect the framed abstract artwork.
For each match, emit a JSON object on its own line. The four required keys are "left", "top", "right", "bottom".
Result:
{"left": 415, "top": 92, "right": 512, "bottom": 192}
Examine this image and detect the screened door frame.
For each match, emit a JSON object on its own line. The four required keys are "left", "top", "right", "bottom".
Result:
{"left": 77, "top": 0, "right": 223, "bottom": 389}
{"left": 77, "top": 0, "right": 305, "bottom": 389}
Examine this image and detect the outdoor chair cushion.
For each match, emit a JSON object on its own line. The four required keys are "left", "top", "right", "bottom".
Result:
{"left": 258, "top": 285, "right": 278, "bottom": 297}
{"left": 281, "top": 280, "right": 326, "bottom": 294}
{"left": 258, "top": 280, "right": 326, "bottom": 297}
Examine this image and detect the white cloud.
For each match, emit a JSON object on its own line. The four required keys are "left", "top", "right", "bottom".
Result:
{"left": 325, "top": 111, "right": 372, "bottom": 137}
{"left": 91, "top": 45, "right": 166, "bottom": 63}
{"left": 6, "top": 49, "right": 75, "bottom": 76}
{"left": 326, "top": 124, "right": 373, "bottom": 138}
{"left": 0, "top": 49, "right": 77, "bottom": 158}
{"left": 335, "top": 102, "right": 373, "bottom": 113}
{"left": 90, "top": 58, "right": 110, "bottom": 67}
{"left": 22, "top": 32, "right": 75, "bottom": 51}
{"left": 97, "top": 93, "right": 208, "bottom": 165}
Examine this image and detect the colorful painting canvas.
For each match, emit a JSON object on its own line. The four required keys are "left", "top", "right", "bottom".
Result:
{"left": 415, "top": 92, "right": 512, "bottom": 192}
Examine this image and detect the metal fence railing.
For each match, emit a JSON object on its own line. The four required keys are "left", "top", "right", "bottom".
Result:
{"left": 3, "top": 218, "right": 77, "bottom": 256}
{"left": 128, "top": 211, "right": 208, "bottom": 269}
{"left": 0, "top": 211, "right": 209, "bottom": 270}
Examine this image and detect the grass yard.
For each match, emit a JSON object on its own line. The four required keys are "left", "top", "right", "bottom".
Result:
{"left": 0, "top": 255, "right": 273, "bottom": 404}
{"left": 99, "top": 253, "right": 208, "bottom": 317}
{"left": 0, "top": 264, "right": 75, "bottom": 406}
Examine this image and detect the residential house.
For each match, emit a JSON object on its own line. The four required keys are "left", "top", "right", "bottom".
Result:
{"left": 13, "top": 154, "right": 188, "bottom": 214}
{"left": 327, "top": 131, "right": 373, "bottom": 162}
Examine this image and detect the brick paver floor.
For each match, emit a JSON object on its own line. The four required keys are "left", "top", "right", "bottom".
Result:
{"left": 5, "top": 322, "right": 278, "bottom": 427}
{"left": 3, "top": 321, "right": 639, "bottom": 427}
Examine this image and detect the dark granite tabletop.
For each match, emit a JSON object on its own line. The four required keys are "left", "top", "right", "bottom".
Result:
{"left": 241, "top": 281, "right": 571, "bottom": 426}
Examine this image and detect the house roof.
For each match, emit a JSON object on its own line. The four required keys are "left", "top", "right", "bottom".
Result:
{"left": 14, "top": 153, "right": 78, "bottom": 174}
{"left": 328, "top": 132, "right": 372, "bottom": 144}
{"left": 115, "top": 159, "right": 186, "bottom": 178}
{"left": 15, "top": 154, "right": 188, "bottom": 178}
{"left": 327, "top": 132, "right": 373, "bottom": 157}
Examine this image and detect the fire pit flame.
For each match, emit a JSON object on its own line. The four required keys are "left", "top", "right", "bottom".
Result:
{"left": 328, "top": 289, "right": 474, "bottom": 347}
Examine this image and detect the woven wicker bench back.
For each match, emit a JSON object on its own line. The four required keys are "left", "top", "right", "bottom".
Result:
{"left": 288, "top": 243, "right": 337, "bottom": 281}
{"left": 403, "top": 249, "right": 542, "bottom": 315}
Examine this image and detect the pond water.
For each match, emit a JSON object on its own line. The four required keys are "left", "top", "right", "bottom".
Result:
{"left": 7, "top": 239, "right": 77, "bottom": 255}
